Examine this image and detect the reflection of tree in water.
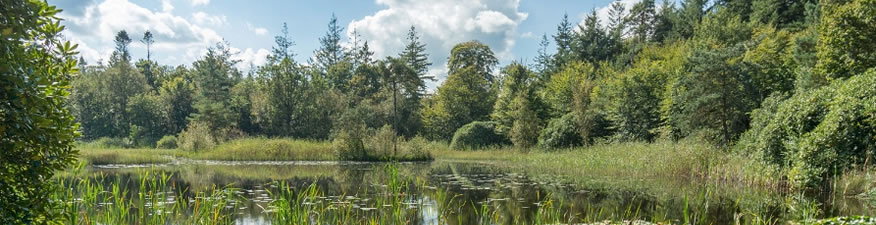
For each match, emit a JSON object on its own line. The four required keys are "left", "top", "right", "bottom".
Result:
{"left": 68, "top": 162, "right": 859, "bottom": 224}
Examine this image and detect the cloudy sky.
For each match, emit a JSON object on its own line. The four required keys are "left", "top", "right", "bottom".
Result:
{"left": 50, "top": 0, "right": 641, "bottom": 87}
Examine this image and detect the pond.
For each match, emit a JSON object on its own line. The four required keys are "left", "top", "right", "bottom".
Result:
{"left": 57, "top": 160, "right": 876, "bottom": 224}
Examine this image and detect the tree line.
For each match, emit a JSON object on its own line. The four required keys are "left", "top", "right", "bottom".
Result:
{"left": 67, "top": 0, "right": 876, "bottom": 188}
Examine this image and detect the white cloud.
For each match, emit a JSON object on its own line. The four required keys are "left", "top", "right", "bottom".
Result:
{"left": 246, "top": 23, "right": 269, "bottom": 36}
{"left": 59, "top": 0, "right": 223, "bottom": 65}
{"left": 520, "top": 31, "right": 534, "bottom": 39}
{"left": 161, "top": 0, "right": 173, "bottom": 12}
{"left": 348, "top": 0, "right": 528, "bottom": 87}
{"left": 231, "top": 47, "right": 270, "bottom": 71}
{"left": 193, "top": 11, "right": 227, "bottom": 26}
{"left": 191, "top": 0, "right": 210, "bottom": 6}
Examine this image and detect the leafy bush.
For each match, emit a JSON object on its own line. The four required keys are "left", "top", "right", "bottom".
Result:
{"left": 1, "top": 1, "right": 81, "bottom": 223}
{"left": 738, "top": 69, "right": 876, "bottom": 189}
{"left": 156, "top": 135, "right": 178, "bottom": 149}
{"left": 178, "top": 121, "right": 216, "bottom": 151}
{"left": 538, "top": 113, "right": 583, "bottom": 149}
{"left": 333, "top": 127, "right": 367, "bottom": 161}
{"left": 450, "top": 121, "right": 508, "bottom": 150}
{"left": 400, "top": 136, "right": 432, "bottom": 160}
{"left": 366, "top": 125, "right": 397, "bottom": 157}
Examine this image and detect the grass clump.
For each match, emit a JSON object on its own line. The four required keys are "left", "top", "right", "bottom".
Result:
{"left": 335, "top": 125, "right": 434, "bottom": 161}
{"left": 77, "top": 148, "right": 176, "bottom": 165}
{"left": 192, "top": 137, "right": 334, "bottom": 161}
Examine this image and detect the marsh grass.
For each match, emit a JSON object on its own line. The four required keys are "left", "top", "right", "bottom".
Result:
{"left": 77, "top": 148, "right": 177, "bottom": 165}
{"left": 51, "top": 162, "right": 838, "bottom": 225}
{"left": 53, "top": 168, "right": 238, "bottom": 224}
{"left": 434, "top": 140, "right": 784, "bottom": 192}
{"left": 189, "top": 137, "right": 335, "bottom": 161}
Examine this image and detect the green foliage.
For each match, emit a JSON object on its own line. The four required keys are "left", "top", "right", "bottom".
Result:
{"left": 538, "top": 113, "right": 583, "bottom": 149}
{"left": 509, "top": 96, "right": 542, "bottom": 148}
{"left": 190, "top": 42, "right": 240, "bottom": 135}
{"left": 0, "top": 0, "right": 81, "bottom": 223}
{"left": 158, "top": 76, "right": 195, "bottom": 135}
{"left": 178, "top": 121, "right": 216, "bottom": 151}
{"left": 545, "top": 61, "right": 596, "bottom": 114}
{"left": 424, "top": 42, "right": 498, "bottom": 140}
{"left": 670, "top": 46, "right": 758, "bottom": 145}
{"left": 156, "top": 135, "right": 178, "bottom": 149}
{"left": 815, "top": 0, "right": 876, "bottom": 81}
{"left": 493, "top": 62, "right": 547, "bottom": 131}
{"left": 738, "top": 69, "right": 876, "bottom": 189}
{"left": 126, "top": 93, "right": 165, "bottom": 147}
{"left": 605, "top": 69, "right": 662, "bottom": 142}
{"left": 450, "top": 121, "right": 509, "bottom": 150}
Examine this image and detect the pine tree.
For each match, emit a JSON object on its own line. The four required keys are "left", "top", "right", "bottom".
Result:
{"left": 399, "top": 26, "right": 433, "bottom": 81}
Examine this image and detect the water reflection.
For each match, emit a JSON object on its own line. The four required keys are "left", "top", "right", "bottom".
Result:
{"left": 62, "top": 161, "right": 876, "bottom": 225}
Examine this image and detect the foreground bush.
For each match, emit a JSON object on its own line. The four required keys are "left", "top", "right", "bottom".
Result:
{"left": 450, "top": 121, "right": 508, "bottom": 150}
{"left": 156, "top": 135, "right": 178, "bottom": 149}
{"left": 738, "top": 69, "right": 876, "bottom": 188}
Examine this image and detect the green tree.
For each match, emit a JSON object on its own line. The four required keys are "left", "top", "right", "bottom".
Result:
{"left": 109, "top": 30, "right": 132, "bottom": 66}
{"left": 312, "top": 14, "right": 350, "bottom": 90}
{"left": 628, "top": 0, "right": 656, "bottom": 43}
{"left": 126, "top": 93, "right": 165, "bottom": 146}
{"left": 751, "top": 0, "right": 816, "bottom": 27}
{"left": 424, "top": 41, "right": 498, "bottom": 140}
{"left": 676, "top": 0, "right": 706, "bottom": 39}
{"left": 814, "top": 0, "right": 876, "bottom": 82}
{"left": 671, "top": 46, "right": 758, "bottom": 145}
{"left": 158, "top": 76, "right": 195, "bottom": 135}
{"left": 552, "top": 14, "right": 576, "bottom": 70}
{"left": 399, "top": 26, "right": 433, "bottom": 81}
{"left": 573, "top": 11, "right": 614, "bottom": 65}
{"left": 190, "top": 42, "right": 240, "bottom": 138}
{"left": 492, "top": 63, "right": 544, "bottom": 131}
{"left": 0, "top": 1, "right": 80, "bottom": 222}
{"left": 141, "top": 30, "right": 154, "bottom": 60}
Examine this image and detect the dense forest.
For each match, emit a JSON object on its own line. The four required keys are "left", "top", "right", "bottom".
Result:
{"left": 66, "top": 0, "right": 876, "bottom": 189}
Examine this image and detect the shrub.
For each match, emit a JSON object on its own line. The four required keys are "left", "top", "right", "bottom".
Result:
{"left": 179, "top": 121, "right": 216, "bottom": 151}
{"left": 450, "top": 121, "right": 508, "bottom": 150}
{"left": 400, "top": 136, "right": 432, "bottom": 160}
{"left": 333, "top": 127, "right": 367, "bottom": 161}
{"left": 156, "top": 135, "right": 178, "bottom": 149}
{"left": 538, "top": 113, "right": 583, "bottom": 149}
{"left": 366, "top": 125, "right": 397, "bottom": 158}
{"left": 738, "top": 69, "right": 876, "bottom": 189}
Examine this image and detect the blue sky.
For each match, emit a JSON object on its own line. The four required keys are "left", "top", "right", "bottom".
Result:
{"left": 50, "top": 0, "right": 638, "bottom": 87}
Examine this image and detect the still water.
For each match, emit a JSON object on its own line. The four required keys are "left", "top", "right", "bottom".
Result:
{"left": 63, "top": 160, "right": 876, "bottom": 224}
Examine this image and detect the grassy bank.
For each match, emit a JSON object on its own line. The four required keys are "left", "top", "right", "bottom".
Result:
{"left": 188, "top": 138, "right": 335, "bottom": 161}
{"left": 433, "top": 140, "right": 784, "bottom": 191}
{"left": 77, "top": 148, "right": 177, "bottom": 165}
{"left": 76, "top": 138, "right": 779, "bottom": 190}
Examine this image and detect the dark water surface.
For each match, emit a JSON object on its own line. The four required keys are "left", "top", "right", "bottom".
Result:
{"left": 66, "top": 160, "right": 876, "bottom": 224}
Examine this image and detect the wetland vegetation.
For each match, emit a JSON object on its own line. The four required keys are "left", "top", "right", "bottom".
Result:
{"left": 3, "top": 0, "right": 876, "bottom": 224}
